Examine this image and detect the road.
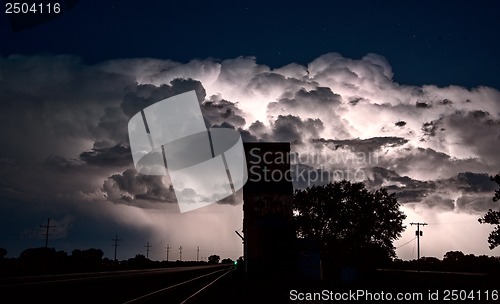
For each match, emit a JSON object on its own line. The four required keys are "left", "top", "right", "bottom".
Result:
{"left": 0, "top": 265, "right": 233, "bottom": 303}
{"left": 1, "top": 266, "right": 497, "bottom": 303}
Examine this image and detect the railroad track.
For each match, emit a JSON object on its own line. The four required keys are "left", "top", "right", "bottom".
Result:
{"left": 122, "top": 267, "right": 234, "bottom": 304}
{"left": 0, "top": 265, "right": 233, "bottom": 303}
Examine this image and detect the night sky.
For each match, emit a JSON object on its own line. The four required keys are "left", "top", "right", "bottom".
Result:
{"left": 0, "top": 0, "right": 499, "bottom": 261}
{"left": 2, "top": 0, "right": 500, "bottom": 88}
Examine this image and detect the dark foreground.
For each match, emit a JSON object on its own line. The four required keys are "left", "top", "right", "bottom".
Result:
{"left": 0, "top": 265, "right": 498, "bottom": 303}
{"left": 190, "top": 268, "right": 500, "bottom": 303}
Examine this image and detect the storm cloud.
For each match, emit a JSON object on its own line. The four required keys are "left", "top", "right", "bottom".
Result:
{"left": 1, "top": 52, "right": 499, "bottom": 259}
{"left": 1, "top": 52, "right": 499, "bottom": 209}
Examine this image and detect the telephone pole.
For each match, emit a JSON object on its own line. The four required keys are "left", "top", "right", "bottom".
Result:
{"left": 165, "top": 245, "right": 170, "bottom": 261}
{"left": 40, "top": 218, "right": 56, "bottom": 248}
{"left": 197, "top": 246, "right": 200, "bottom": 262}
{"left": 179, "top": 246, "right": 182, "bottom": 261}
{"left": 112, "top": 234, "right": 122, "bottom": 262}
{"left": 410, "top": 222, "right": 428, "bottom": 272}
{"left": 235, "top": 230, "right": 246, "bottom": 273}
{"left": 145, "top": 242, "right": 151, "bottom": 259}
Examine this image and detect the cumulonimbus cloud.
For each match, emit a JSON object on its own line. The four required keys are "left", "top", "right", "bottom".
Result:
{"left": 0, "top": 53, "right": 499, "bottom": 216}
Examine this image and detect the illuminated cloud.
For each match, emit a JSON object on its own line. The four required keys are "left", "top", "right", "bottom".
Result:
{"left": 1, "top": 53, "right": 499, "bottom": 259}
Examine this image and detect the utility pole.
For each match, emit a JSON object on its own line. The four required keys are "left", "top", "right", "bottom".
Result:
{"left": 40, "top": 218, "right": 56, "bottom": 248}
{"left": 235, "top": 230, "right": 246, "bottom": 273}
{"left": 197, "top": 246, "right": 199, "bottom": 262}
{"left": 179, "top": 246, "right": 182, "bottom": 261}
{"left": 112, "top": 234, "right": 122, "bottom": 262}
{"left": 410, "top": 222, "right": 428, "bottom": 271}
{"left": 165, "top": 245, "right": 170, "bottom": 261}
{"left": 145, "top": 242, "right": 151, "bottom": 259}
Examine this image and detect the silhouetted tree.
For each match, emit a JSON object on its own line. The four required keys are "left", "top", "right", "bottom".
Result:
{"left": 443, "top": 251, "right": 465, "bottom": 263}
{"left": 220, "top": 258, "right": 233, "bottom": 264}
{"left": 420, "top": 256, "right": 440, "bottom": 265}
{"left": 234, "top": 256, "right": 245, "bottom": 272}
{"left": 293, "top": 181, "right": 406, "bottom": 267}
{"left": 18, "top": 247, "right": 69, "bottom": 274}
{"left": 208, "top": 254, "right": 220, "bottom": 264}
{"left": 392, "top": 252, "right": 500, "bottom": 273}
{"left": 0, "top": 248, "right": 6, "bottom": 259}
{"left": 127, "top": 254, "right": 151, "bottom": 268}
{"left": 479, "top": 172, "right": 500, "bottom": 249}
{"left": 71, "top": 248, "right": 103, "bottom": 270}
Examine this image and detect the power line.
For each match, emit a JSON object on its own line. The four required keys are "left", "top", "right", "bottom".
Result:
{"left": 145, "top": 242, "right": 151, "bottom": 259}
{"left": 159, "top": 245, "right": 241, "bottom": 253}
{"left": 165, "top": 245, "right": 170, "bottom": 262}
{"left": 112, "top": 234, "right": 122, "bottom": 262}
{"left": 426, "top": 220, "right": 478, "bottom": 225}
{"left": 40, "top": 218, "right": 56, "bottom": 248}
{"left": 396, "top": 237, "right": 416, "bottom": 249}
{"left": 410, "top": 222, "right": 428, "bottom": 271}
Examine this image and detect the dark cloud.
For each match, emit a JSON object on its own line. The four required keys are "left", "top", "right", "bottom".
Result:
{"left": 364, "top": 167, "right": 437, "bottom": 204}
{"left": 362, "top": 167, "right": 499, "bottom": 212}
{"left": 244, "top": 117, "right": 310, "bottom": 143}
{"left": 0, "top": 55, "right": 134, "bottom": 107}
{"left": 268, "top": 87, "right": 341, "bottom": 118}
{"left": 421, "top": 120, "right": 445, "bottom": 137}
{"left": 240, "top": 120, "right": 268, "bottom": 142}
{"left": 271, "top": 115, "right": 303, "bottom": 143}
{"left": 121, "top": 79, "right": 207, "bottom": 118}
{"left": 102, "top": 168, "right": 244, "bottom": 208}
{"left": 45, "top": 143, "right": 132, "bottom": 172}
{"left": 443, "top": 110, "right": 500, "bottom": 167}
{"left": 271, "top": 115, "right": 324, "bottom": 144}
{"left": 416, "top": 101, "right": 431, "bottom": 108}
{"left": 456, "top": 195, "right": 497, "bottom": 213}
{"left": 248, "top": 121, "right": 267, "bottom": 136}
{"left": 446, "top": 172, "right": 498, "bottom": 193}
{"left": 43, "top": 155, "right": 83, "bottom": 172}
{"left": 348, "top": 97, "right": 367, "bottom": 106}
{"left": 93, "top": 106, "right": 130, "bottom": 145}
{"left": 201, "top": 96, "right": 246, "bottom": 128}
{"left": 21, "top": 215, "right": 75, "bottom": 240}
{"left": 277, "top": 87, "right": 341, "bottom": 108}
{"left": 103, "top": 169, "right": 176, "bottom": 205}
{"left": 376, "top": 146, "right": 492, "bottom": 183}
{"left": 313, "top": 137, "right": 408, "bottom": 154}
{"left": 0, "top": 55, "right": 135, "bottom": 162}
{"left": 420, "top": 195, "right": 455, "bottom": 211}
{"left": 79, "top": 144, "right": 132, "bottom": 167}
{"left": 0, "top": 62, "right": 211, "bottom": 209}
{"left": 247, "top": 72, "right": 289, "bottom": 94}
{"left": 238, "top": 128, "right": 258, "bottom": 142}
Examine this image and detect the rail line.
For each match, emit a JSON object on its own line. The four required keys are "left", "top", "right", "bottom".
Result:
{"left": 0, "top": 264, "right": 227, "bottom": 288}
{"left": 122, "top": 267, "right": 234, "bottom": 303}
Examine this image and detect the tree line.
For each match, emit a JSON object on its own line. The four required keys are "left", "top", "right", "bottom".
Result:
{"left": 392, "top": 251, "right": 500, "bottom": 273}
{"left": 292, "top": 173, "right": 500, "bottom": 277}
{"left": 0, "top": 247, "right": 232, "bottom": 277}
